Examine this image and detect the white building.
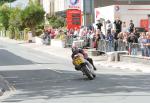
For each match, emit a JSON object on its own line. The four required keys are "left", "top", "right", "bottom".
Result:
{"left": 42, "top": 0, "right": 55, "bottom": 16}
{"left": 95, "top": 5, "right": 150, "bottom": 29}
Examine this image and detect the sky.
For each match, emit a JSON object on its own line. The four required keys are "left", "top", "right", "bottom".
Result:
{"left": 11, "top": 0, "right": 29, "bottom": 8}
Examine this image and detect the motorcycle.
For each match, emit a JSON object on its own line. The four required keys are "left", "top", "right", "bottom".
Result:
{"left": 72, "top": 53, "right": 96, "bottom": 80}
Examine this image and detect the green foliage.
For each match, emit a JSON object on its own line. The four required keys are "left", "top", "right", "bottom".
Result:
{"left": 0, "top": 5, "right": 10, "bottom": 30}
{"left": 0, "top": 0, "right": 16, "bottom": 5}
{"left": 21, "top": 2, "right": 45, "bottom": 36}
{"left": 35, "top": 29, "right": 43, "bottom": 36}
{"left": 36, "top": 23, "right": 44, "bottom": 30}
{"left": 47, "top": 15, "right": 66, "bottom": 28}
{"left": 8, "top": 7, "right": 23, "bottom": 39}
{"left": 9, "top": 7, "right": 23, "bottom": 30}
{"left": 8, "top": 25, "right": 15, "bottom": 39}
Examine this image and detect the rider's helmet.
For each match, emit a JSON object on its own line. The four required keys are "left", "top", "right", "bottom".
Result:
{"left": 72, "top": 47, "right": 84, "bottom": 55}
{"left": 71, "top": 46, "right": 78, "bottom": 53}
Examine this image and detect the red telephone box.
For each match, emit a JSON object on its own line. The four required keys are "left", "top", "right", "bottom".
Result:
{"left": 66, "top": 9, "right": 82, "bottom": 30}
{"left": 140, "top": 19, "right": 148, "bottom": 31}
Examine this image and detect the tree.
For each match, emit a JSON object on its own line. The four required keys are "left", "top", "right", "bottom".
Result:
{"left": 48, "top": 15, "right": 66, "bottom": 28}
{"left": 0, "top": 0, "right": 16, "bottom": 5}
{"left": 0, "top": 5, "right": 10, "bottom": 30}
{"left": 9, "top": 7, "right": 23, "bottom": 39}
{"left": 9, "top": 7, "right": 22, "bottom": 30}
{"left": 21, "top": 2, "right": 45, "bottom": 36}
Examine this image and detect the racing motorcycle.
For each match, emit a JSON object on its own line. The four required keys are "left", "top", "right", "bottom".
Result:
{"left": 72, "top": 53, "right": 96, "bottom": 80}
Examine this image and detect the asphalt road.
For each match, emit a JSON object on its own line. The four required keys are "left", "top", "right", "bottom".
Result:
{"left": 0, "top": 40, "right": 150, "bottom": 103}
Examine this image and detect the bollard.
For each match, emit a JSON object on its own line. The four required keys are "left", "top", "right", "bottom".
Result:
{"left": 28, "top": 31, "right": 32, "bottom": 43}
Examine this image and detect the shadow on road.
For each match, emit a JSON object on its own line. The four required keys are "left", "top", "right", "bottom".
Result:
{"left": 1, "top": 69, "right": 150, "bottom": 102}
{"left": 0, "top": 49, "right": 34, "bottom": 66}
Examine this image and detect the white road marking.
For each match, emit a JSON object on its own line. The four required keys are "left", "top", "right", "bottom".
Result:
{"left": 48, "top": 68, "right": 63, "bottom": 73}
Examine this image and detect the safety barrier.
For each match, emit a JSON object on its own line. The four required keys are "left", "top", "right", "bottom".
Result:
{"left": 96, "top": 39, "right": 150, "bottom": 57}
{"left": 65, "top": 35, "right": 74, "bottom": 47}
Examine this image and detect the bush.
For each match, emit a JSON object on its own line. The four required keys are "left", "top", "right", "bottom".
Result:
{"left": 8, "top": 25, "right": 15, "bottom": 39}
{"left": 21, "top": 2, "right": 45, "bottom": 36}
{"left": 47, "top": 15, "right": 66, "bottom": 28}
{"left": 0, "top": 5, "right": 11, "bottom": 30}
{"left": 35, "top": 29, "right": 43, "bottom": 36}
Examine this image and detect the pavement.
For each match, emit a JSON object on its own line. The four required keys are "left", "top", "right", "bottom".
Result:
{"left": 0, "top": 37, "right": 150, "bottom": 74}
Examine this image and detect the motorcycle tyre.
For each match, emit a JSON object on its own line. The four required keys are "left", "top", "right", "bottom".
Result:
{"left": 82, "top": 65, "right": 94, "bottom": 80}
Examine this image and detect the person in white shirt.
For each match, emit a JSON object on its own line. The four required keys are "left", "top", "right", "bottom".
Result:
{"left": 106, "top": 20, "right": 113, "bottom": 35}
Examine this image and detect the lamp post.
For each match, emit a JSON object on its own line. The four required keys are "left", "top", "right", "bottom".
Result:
{"left": 90, "top": 0, "right": 94, "bottom": 24}
{"left": 148, "top": 14, "right": 150, "bottom": 32}
{"left": 83, "top": 0, "right": 86, "bottom": 26}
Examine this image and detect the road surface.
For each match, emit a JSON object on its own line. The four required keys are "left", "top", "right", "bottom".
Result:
{"left": 0, "top": 40, "right": 150, "bottom": 103}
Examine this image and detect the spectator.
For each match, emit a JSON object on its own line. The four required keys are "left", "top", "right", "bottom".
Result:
{"left": 129, "top": 20, "right": 134, "bottom": 33}
{"left": 85, "top": 29, "right": 92, "bottom": 47}
{"left": 138, "top": 32, "right": 147, "bottom": 56}
{"left": 73, "top": 28, "right": 79, "bottom": 38}
{"left": 112, "top": 29, "right": 118, "bottom": 51}
{"left": 127, "top": 33, "right": 138, "bottom": 43}
{"left": 90, "top": 29, "right": 96, "bottom": 48}
{"left": 100, "top": 31, "right": 105, "bottom": 40}
{"left": 145, "top": 32, "right": 150, "bottom": 57}
{"left": 79, "top": 27, "right": 84, "bottom": 37}
{"left": 42, "top": 30, "right": 51, "bottom": 45}
{"left": 114, "top": 18, "right": 122, "bottom": 34}
{"left": 107, "top": 31, "right": 114, "bottom": 52}
{"left": 117, "top": 32, "right": 124, "bottom": 51}
{"left": 96, "top": 20, "right": 103, "bottom": 31}
{"left": 134, "top": 28, "right": 140, "bottom": 38}
{"left": 106, "top": 20, "right": 113, "bottom": 35}
{"left": 50, "top": 29, "right": 55, "bottom": 39}
{"left": 122, "top": 21, "right": 128, "bottom": 32}
{"left": 123, "top": 32, "right": 128, "bottom": 50}
{"left": 127, "top": 33, "right": 138, "bottom": 55}
{"left": 95, "top": 29, "right": 101, "bottom": 50}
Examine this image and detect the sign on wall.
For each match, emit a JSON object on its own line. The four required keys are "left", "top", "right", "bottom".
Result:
{"left": 140, "top": 19, "right": 148, "bottom": 31}
{"left": 67, "top": 0, "right": 81, "bottom": 9}
{"left": 66, "top": 9, "right": 82, "bottom": 29}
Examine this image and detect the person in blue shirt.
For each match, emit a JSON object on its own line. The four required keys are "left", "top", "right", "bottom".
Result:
{"left": 107, "top": 32, "right": 114, "bottom": 52}
{"left": 146, "top": 32, "right": 150, "bottom": 57}
{"left": 138, "top": 32, "right": 147, "bottom": 56}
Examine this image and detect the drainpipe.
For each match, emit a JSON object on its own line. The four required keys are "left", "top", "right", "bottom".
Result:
{"left": 90, "top": 0, "right": 94, "bottom": 24}
{"left": 148, "top": 14, "right": 150, "bottom": 32}
{"left": 83, "top": 0, "right": 86, "bottom": 26}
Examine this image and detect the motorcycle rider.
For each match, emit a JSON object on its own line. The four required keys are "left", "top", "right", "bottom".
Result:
{"left": 71, "top": 47, "right": 97, "bottom": 71}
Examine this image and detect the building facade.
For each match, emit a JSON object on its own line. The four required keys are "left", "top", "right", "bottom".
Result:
{"left": 41, "top": 0, "right": 94, "bottom": 26}
{"left": 41, "top": 0, "right": 150, "bottom": 26}
{"left": 94, "top": 0, "right": 150, "bottom": 8}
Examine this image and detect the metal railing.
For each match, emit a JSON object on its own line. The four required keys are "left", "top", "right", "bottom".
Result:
{"left": 0, "top": 30, "right": 27, "bottom": 40}
{"left": 96, "top": 39, "right": 150, "bottom": 57}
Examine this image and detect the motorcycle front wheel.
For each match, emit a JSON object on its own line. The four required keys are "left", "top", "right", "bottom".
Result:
{"left": 82, "top": 64, "right": 95, "bottom": 80}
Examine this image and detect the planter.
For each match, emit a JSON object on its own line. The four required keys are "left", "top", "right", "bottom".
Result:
{"left": 35, "top": 36, "right": 43, "bottom": 45}
{"left": 51, "top": 39, "right": 65, "bottom": 48}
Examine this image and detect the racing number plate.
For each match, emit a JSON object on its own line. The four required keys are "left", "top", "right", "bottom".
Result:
{"left": 74, "top": 57, "right": 83, "bottom": 65}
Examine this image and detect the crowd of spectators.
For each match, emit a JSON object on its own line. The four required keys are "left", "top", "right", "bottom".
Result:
{"left": 42, "top": 19, "right": 150, "bottom": 57}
